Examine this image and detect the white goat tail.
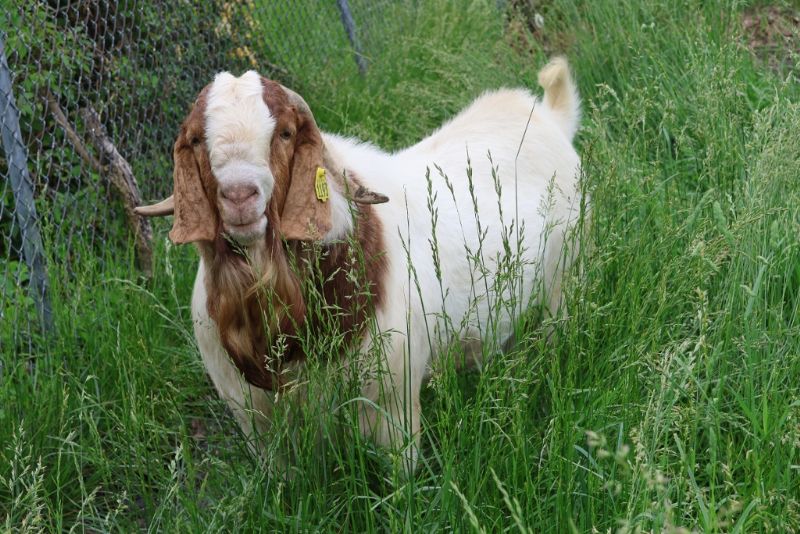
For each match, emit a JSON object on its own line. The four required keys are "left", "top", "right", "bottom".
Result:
{"left": 538, "top": 56, "right": 580, "bottom": 140}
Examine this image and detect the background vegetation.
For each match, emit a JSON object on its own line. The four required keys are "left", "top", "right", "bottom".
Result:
{"left": 2, "top": 0, "right": 799, "bottom": 531}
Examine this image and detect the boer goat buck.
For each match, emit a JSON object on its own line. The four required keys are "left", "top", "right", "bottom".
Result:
{"left": 136, "top": 57, "right": 582, "bottom": 473}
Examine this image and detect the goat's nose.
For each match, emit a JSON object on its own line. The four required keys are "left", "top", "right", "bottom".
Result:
{"left": 221, "top": 183, "right": 259, "bottom": 206}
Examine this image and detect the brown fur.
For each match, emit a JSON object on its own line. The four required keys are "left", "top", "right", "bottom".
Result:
{"left": 170, "top": 79, "right": 387, "bottom": 390}
{"left": 168, "top": 87, "right": 220, "bottom": 244}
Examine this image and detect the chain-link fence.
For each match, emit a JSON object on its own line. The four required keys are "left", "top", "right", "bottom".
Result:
{"left": 0, "top": 1, "right": 402, "bottom": 355}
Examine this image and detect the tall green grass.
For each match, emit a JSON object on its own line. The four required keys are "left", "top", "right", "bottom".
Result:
{"left": 2, "top": 0, "right": 799, "bottom": 531}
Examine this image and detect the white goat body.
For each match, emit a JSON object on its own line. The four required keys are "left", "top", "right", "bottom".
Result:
{"left": 139, "top": 58, "right": 582, "bottom": 472}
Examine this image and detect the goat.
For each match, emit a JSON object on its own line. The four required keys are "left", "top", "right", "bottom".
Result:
{"left": 135, "top": 57, "right": 582, "bottom": 473}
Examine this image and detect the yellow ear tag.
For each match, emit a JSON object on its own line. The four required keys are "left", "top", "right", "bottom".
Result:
{"left": 314, "top": 167, "right": 329, "bottom": 202}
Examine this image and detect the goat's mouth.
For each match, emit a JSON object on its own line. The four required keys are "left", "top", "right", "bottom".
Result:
{"left": 222, "top": 215, "right": 267, "bottom": 245}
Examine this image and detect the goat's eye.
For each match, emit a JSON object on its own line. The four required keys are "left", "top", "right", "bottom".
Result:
{"left": 280, "top": 129, "right": 293, "bottom": 140}
{"left": 190, "top": 136, "right": 201, "bottom": 146}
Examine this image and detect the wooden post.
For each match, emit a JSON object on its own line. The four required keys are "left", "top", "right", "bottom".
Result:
{"left": 0, "top": 35, "right": 53, "bottom": 332}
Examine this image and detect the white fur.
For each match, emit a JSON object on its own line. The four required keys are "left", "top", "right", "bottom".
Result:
{"left": 322, "top": 182, "right": 354, "bottom": 243}
{"left": 206, "top": 72, "right": 275, "bottom": 244}
{"left": 193, "top": 59, "right": 583, "bottom": 474}
{"left": 192, "top": 262, "right": 275, "bottom": 440}
{"left": 205, "top": 71, "right": 275, "bottom": 173}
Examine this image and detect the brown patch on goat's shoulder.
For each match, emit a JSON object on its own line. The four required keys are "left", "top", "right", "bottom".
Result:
{"left": 285, "top": 174, "right": 388, "bottom": 361}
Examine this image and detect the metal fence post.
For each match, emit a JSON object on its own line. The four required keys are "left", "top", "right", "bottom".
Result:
{"left": 337, "top": 0, "right": 367, "bottom": 75}
{"left": 0, "top": 34, "right": 53, "bottom": 332}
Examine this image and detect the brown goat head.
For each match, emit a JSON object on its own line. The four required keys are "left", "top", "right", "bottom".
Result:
{"left": 135, "top": 72, "right": 358, "bottom": 245}
{"left": 135, "top": 71, "right": 388, "bottom": 390}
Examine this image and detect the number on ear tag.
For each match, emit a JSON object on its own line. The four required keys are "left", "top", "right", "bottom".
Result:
{"left": 315, "top": 167, "right": 329, "bottom": 202}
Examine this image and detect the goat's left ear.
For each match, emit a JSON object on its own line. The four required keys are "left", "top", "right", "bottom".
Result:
{"left": 279, "top": 98, "right": 332, "bottom": 241}
{"left": 278, "top": 86, "right": 389, "bottom": 240}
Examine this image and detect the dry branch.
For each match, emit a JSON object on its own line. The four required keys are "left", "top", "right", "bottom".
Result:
{"left": 44, "top": 90, "right": 101, "bottom": 170}
{"left": 44, "top": 90, "right": 154, "bottom": 277}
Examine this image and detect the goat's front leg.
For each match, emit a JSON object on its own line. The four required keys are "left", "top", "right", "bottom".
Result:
{"left": 194, "top": 312, "right": 275, "bottom": 448}
{"left": 358, "top": 335, "right": 425, "bottom": 476}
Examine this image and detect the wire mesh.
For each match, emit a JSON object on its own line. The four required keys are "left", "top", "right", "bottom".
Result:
{"left": 0, "top": 0, "right": 397, "bottom": 355}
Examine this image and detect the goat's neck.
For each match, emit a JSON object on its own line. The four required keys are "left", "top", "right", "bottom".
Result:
{"left": 197, "top": 164, "right": 386, "bottom": 391}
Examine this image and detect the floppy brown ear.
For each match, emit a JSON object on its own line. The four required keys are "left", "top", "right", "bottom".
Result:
{"left": 136, "top": 86, "right": 216, "bottom": 244}
{"left": 134, "top": 146, "right": 217, "bottom": 243}
{"left": 167, "top": 143, "right": 218, "bottom": 244}
{"left": 279, "top": 88, "right": 332, "bottom": 241}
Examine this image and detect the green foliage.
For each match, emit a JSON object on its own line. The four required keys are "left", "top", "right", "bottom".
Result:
{"left": 1, "top": 0, "right": 799, "bottom": 531}
{"left": 1, "top": 0, "right": 245, "bottom": 267}
{"left": 0, "top": 260, "right": 36, "bottom": 350}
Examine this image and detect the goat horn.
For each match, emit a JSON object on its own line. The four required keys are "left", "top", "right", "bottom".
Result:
{"left": 281, "top": 85, "right": 313, "bottom": 118}
{"left": 350, "top": 186, "right": 389, "bottom": 205}
{"left": 282, "top": 86, "right": 324, "bottom": 133}
{"left": 339, "top": 172, "right": 389, "bottom": 204}
{"left": 134, "top": 195, "right": 174, "bottom": 217}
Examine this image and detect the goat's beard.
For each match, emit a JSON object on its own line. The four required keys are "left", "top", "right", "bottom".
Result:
{"left": 205, "top": 225, "right": 306, "bottom": 390}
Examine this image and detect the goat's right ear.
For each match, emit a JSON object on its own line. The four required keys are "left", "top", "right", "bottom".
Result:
{"left": 135, "top": 143, "right": 218, "bottom": 244}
